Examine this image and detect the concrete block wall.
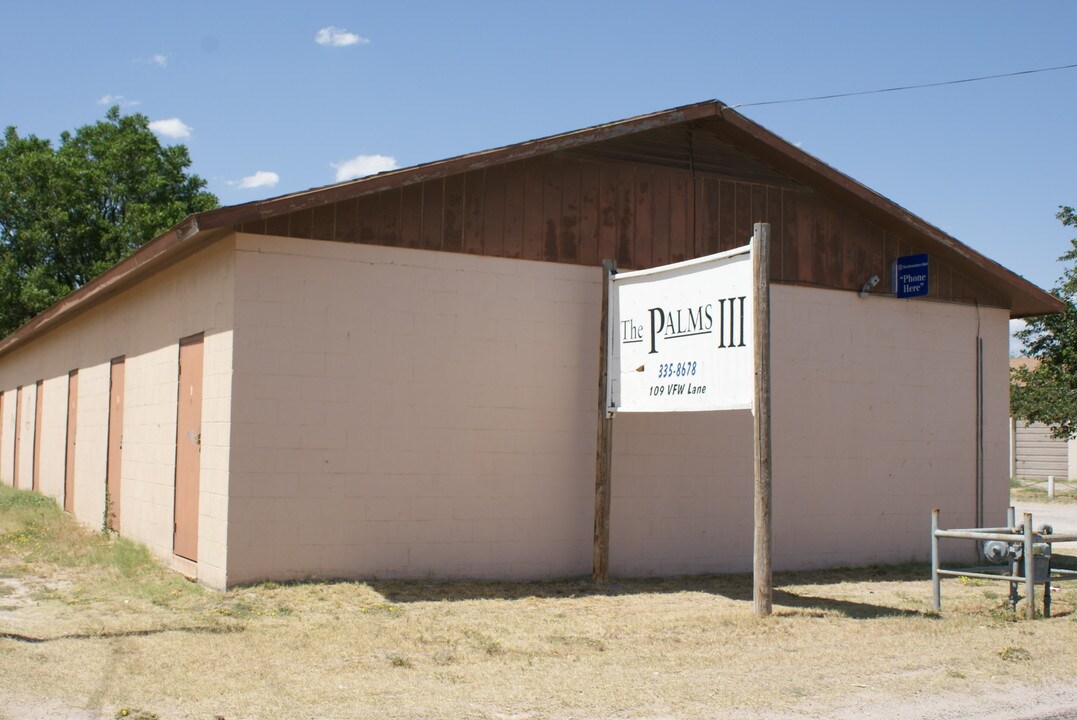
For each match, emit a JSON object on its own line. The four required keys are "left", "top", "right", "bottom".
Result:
{"left": 228, "top": 234, "right": 601, "bottom": 584}
{"left": 0, "top": 228, "right": 1013, "bottom": 588}
{"left": 196, "top": 331, "right": 234, "bottom": 587}
{"left": 227, "top": 233, "right": 1009, "bottom": 585}
{"left": 38, "top": 375, "right": 68, "bottom": 502}
{"left": 769, "top": 285, "right": 1010, "bottom": 567}
{"left": 608, "top": 288, "right": 1009, "bottom": 575}
{"left": 610, "top": 410, "right": 754, "bottom": 576}
{"left": 0, "top": 390, "right": 12, "bottom": 486}
{"left": 73, "top": 363, "right": 109, "bottom": 529}
{"left": 16, "top": 386, "right": 36, "bottom": 489}
{"left": 124, "top": 345, "right": 185, "bottom": 559}
{"left": 0, "top": 239, "right": 235, "bottom": 588}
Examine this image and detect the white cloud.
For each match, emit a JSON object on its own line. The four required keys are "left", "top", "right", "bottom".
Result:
{"left": 97, "top": 94, "right": 140, "bottom": 107}
{"left": 136, "top": 53, "right": 169, "bottom": 67}
{"left": 332, "top": 154, "right": 398, "bottom": 181}
{"left": 148, "top": 118, "right": 192, "bottom": 140}
{"left": 230, "top": 171, "right": 280, "bottom": 190}
{"left": 315, "top": 26, "right": 369, "bottom": 47}
{"left": 1009, "top": 319, "right": 1027, "bottom": 357}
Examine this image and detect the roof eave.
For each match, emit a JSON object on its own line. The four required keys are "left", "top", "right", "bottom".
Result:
{"left": 0, "top": 220, "right": 231, "bottom": 360}
{"left": 704, "top": 107, "right": 1062, "bottom": 318}
{"left": 0, "top": 98, "right": 1062, "bottom": 360}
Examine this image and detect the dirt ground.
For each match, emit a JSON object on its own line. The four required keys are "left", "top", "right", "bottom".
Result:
{"left": 1, "top": 486, "right": 1076, "bottom": 719}
{"left": 3, "top": 684, "right": 1077, "bottom": 720}
{"left": 3, "top": 565, "right": 1077, "bottom": 720}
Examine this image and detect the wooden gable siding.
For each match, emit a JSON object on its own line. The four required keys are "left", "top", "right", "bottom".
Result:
{"left": 236, "top": 127, "right": 1007, "bottom": 309}
{"left": 568, "top": 124, "right": 799, "bottom": 188}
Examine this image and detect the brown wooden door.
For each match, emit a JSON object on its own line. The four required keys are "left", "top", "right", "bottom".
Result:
{"left": 13, "top": 387, "right": 22, "bottom": 489}
{"left": 0, "top": 391, "right": 4, "bottom": 485}
{"left": 64, "top": 371, "right": 78, "bottom": 513}
{"left": 32, "top": 381, "right": 43, "bottom": 492}
{"left": 174, "top": 335, "right": 204, "bottom": 561}
{"left": 106, "top": 357, "right": 125, "bottom": 531}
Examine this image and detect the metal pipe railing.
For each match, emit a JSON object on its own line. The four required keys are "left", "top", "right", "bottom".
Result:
{"left": 1023, "top": 512, "right": 1035, "bottom": 620}
{"left": 931, "top": 507, "right": 941, "bottom": 611}
{"left": 931, "top": 507, "right": 1077, "bottom": 619}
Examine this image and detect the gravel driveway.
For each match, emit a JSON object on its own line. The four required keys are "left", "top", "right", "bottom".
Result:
{"left": 1012, "top": 501, "right": 1077, "bottom": 534}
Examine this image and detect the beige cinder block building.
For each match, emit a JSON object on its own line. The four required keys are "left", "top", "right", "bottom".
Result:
{"left": 0, "top": 102, "right": 1061, "bottom": 589}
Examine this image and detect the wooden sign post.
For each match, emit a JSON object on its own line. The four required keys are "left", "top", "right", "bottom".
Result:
{"left": 593, "top": 259, "right": 616, "bottom": 583}
{"left": 752, "top": 222, "right": 773, "bottom": 616}
{"left": 593, "top": 231, "right": 769, "bottom": 597}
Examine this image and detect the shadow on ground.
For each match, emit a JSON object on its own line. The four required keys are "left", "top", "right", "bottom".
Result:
{"left": 349, "top": 563, "right": 934, "bottom": 619}
{"left": 0, "top": 623, "right": 243, "bottom": 644}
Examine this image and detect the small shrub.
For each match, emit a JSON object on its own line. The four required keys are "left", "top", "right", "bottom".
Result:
{"left": 115, "top": 709, "right": 160, "bottom": 720}
{"left": 547, "top": 634, "right": 607, "bottom": 652}
{"left": 998, "top": 646, "right": 1032, "bottom": 662}
{"left": 359, "top": 601, "right": 401, "bottom": 615}
{"left": 464, "top": 629, "right": 504, "bottom": 656}
{"left": 216, "top": 601, "right": 255, "bottom": 618}
{"left": 388, "top": 654, "right": 414, "bottom": 669}
{"left": 433, "top": 650, "right": 457, "bottom": 665}
{"left": 987, "top": 599, "right": 1020, "bottom": 622}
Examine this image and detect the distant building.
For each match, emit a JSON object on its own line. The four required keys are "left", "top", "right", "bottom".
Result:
{"left": 0, "top": 101, "right": 1062, "bottom": 588}
{"left": 1010, "top": 357, "right": 1075, "bottom": 480}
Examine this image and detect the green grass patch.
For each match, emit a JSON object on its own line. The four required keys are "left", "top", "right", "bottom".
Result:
{"left": 0, "top": 484, "right": 201, "bottom": 607}
{"left": 1010, "top": 477, "right": 1077, "bottom": 504}
{"left": 4, "top": 480, "right": 1077, "bottom": 719}
{"left": 0, "top": 484, "right": 87, "bottom": 565}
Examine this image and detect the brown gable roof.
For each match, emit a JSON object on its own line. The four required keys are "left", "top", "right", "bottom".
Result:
{"left": 0, "top": 100, "right": 1062, "bottom": 359}
{"left": 196, "top": 102, "right": 724, "bottom": 229}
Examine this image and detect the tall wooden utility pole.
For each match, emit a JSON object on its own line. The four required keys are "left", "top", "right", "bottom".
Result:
{"left": 752, "top": 223, "right": 773, "bottom": 616}
{"left": 593, "top": 259, "right": 616, "bottom": 583}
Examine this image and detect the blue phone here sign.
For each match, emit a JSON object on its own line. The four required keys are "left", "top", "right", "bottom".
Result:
{"left": 894, "top": 254, "right": 929, "bottom": 298}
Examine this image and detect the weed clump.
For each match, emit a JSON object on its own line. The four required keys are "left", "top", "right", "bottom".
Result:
{"left": 388, "top": 654, "right": 414, "bottom": 668}
{"left": 115, "top": 709, "right": 160, "bottom": 720}
{"left": 464, "top": 629, "right": 504, "bottom": 656}
{"left": 360, "top": 601, "right": 402, "bottom": 615}
{"left": 998, "top": 646, "right": 1032, "bottom": 662}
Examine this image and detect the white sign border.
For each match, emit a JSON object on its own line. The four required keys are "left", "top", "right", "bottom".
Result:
{"left": 606, "top": 243, "right": 754, "bottom": 416}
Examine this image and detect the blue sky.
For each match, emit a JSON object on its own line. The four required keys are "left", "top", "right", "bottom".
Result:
{"left": 2, "top": 1, "right": 1075, "bottom": 303}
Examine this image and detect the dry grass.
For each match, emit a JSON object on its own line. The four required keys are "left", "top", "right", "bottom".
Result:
{"left": 1011, "top": 477, "right": 1077, "bottom": 504}
{"left": 2, "top": 484, "right": 1077, "bottom": 719}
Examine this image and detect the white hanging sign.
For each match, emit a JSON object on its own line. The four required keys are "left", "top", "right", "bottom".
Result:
{"left": 608, "top": 244, "right": 754, "bottom": 413}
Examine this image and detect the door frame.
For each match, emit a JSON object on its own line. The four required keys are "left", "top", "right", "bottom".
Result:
{"left": 13, "top": 387, "right": 22, "bottom": 489}
{"left": 105, "top": 356, "right": 125, "bottom": 531}
{"left": 64, "top": 370, "right": 78, "bottom": 513}
{"left": 32, "top": 380, "right": 43, "bottom": 492}
{"left": 173, "top": 333, "right": 205, "bottom": 562}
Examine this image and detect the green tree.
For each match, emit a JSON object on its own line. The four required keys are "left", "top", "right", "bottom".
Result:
{"left": 1011, "top": 205, "right": 1077, "bottom": 439}
{"left": 0, "top": 106, "right": 217, "bottom": 336}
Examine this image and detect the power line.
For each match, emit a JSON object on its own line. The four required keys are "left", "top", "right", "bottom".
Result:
{"left": 725, "top": 62, "right": 1077, "bottom": 109}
